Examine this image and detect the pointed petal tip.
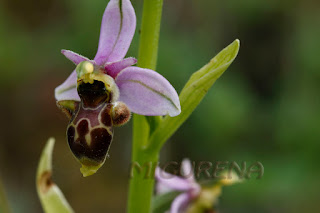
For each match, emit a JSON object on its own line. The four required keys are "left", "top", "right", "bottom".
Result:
{"left": 37, "top": 138, "right": 56, "bottom": 178}
{"left": 80, "top": 164, "right": 102, "bottom": 177}
{"left": 168, "top": 106, "right": 181, "bottom": 117}
{"left": 94, "top": 0, "right": 136, "bottom": 65}
{"left": 78, "top": 157, "right": 105, "bottom": 177}
{"left": 61, "top": 50, "right": 89, "bottom": 65}
{"left": 105, "top": 57, "right": 137, "bottom": 78}
{"left": 125, "top": 57, "right": 138, "bottom": 65}
{"left": 235, "top": 39, "right": 240, "bottom": 54}
{"left": 181, "top": 159, "right": 193, "bottom": 177}
{"left": 37, "top": 138, "right": 74, "bottom": 213}
{"left": 230, "top": 39, "right": 240, "bottom": 54}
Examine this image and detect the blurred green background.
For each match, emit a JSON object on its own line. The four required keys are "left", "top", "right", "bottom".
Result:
{"left": 0, "top": 0, "right": 320, "bottom": 212}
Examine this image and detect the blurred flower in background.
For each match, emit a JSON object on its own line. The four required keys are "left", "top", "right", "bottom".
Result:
{"left": 155, "top": 159, "right": 240, "bottom": 213}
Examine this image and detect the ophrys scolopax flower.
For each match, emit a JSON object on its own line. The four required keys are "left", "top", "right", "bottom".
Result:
{"left": 156, "top": 159, "right": 240, "bottom": 213}
{"left": 55, "top": 0, "right": 181, "bottom": 177}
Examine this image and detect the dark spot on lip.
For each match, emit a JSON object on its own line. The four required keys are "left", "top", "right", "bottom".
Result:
{"left": 78, "top": 80, "right": 110, "bottom": 108}
{"left": 77, "top": 119, "right": 89, "bottom": 136}
{"left": 38, "top": 171, "right": 54, "bottom": 194}
{"left": 67, "top": 124, "right": 113, "bottom": 164}
{"left": 89, "top": 128, "right": 113, "bottom": 161}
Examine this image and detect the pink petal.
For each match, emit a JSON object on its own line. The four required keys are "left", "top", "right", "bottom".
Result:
{"left": 156, "top": 181, "right": 173, "bottom": 195}
{"left": 55, "top": 70, "right": 80, "bottom": 101}
{"left": 61, "top": 50, "right": 89, "bottom": 65}
{"left": 155, "top": 168, "right": 194, "bottom": 192}
{"left": 181, "top": 159, "right": 195, "bottom": 181}
{"left": 104, "top": 57, "right": 137, "bottom": 78}
{"left": 170, "top": 193, "right": 191, "bottom": 213}
{"left": 94, "top": 0, "right": 136, "bottom": 65}
{"left": 115, "top": 67, "right": 181, "bottom": 117}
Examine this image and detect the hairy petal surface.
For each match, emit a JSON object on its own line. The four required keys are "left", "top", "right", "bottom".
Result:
{"left": 94, "top": 0, "right": 136, "bottom": 65}
{"left": 105, "top": 57, "right": 137, "bottom": 78}
{"left": 61, "top": 50, "right": 89, "bottom": 65}
{"left": 170, "top": 193, "right": 190, "bottom": 213}
{"left": 55, "top": 70, "right": 80, "bottom": 101}
{"left": 115, "top": 67, "right": 181, "bottom": 116}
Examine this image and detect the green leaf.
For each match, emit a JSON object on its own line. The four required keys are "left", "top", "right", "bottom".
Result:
{"left": 148, "top": 39, "right": 240, "bottom": 153}
{"left": 36, "top": 138, "right": 74, "bottom": 213}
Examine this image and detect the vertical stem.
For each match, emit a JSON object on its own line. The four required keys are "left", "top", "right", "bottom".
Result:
{"left": 137, "top": 0, "right": 163, "bottom": 70}
{"left": 128, "top": 0, "right": 163, "bottom": 212}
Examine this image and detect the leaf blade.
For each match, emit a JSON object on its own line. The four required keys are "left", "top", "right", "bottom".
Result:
{"left": 36, "top": 138, "right": 74, "bottom": 213}
{"left": 148, "top": 39, "right": 240, "bottom": 153}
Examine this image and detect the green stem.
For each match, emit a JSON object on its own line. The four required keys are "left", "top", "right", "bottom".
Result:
{"left": 137, "top": 0, "right": 163, "bottom": 69}
{"left": 128, "top": 0, "right": 163, "bottom": 212}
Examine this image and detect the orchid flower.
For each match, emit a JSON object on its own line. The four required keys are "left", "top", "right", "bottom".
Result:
{"left": 156, "top": 159, "right": 201, "bottom": 213}
{"left": 156, "top": 159, "right": 240, "bottom": 213}
{"left": 54, "top": 0, "right": 181, "bottom": 177}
